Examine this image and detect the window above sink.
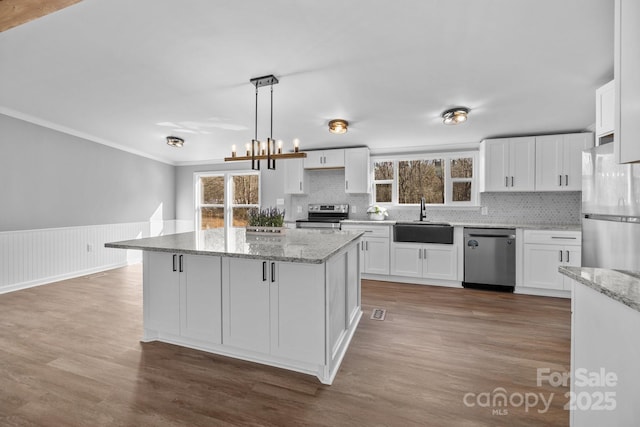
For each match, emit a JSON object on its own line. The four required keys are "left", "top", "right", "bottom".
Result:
{"left": 371, "top": 151, "right": 479, "bottom": 208}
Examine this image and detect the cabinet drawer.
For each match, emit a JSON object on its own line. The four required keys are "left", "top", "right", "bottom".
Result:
{"left": 523, "top": 230, "right": 581, "bottom": 245}
{"left": 341, "top": 224, "right": 390, "bottom": 238}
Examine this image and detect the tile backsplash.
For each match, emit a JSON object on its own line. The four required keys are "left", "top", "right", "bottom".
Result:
{"left": 287, "top": 169, "right": 581, "bottom": 225}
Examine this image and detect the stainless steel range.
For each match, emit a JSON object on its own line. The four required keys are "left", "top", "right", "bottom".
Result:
{"left": 295, "top": 204, "right": 349, "bottom": 229}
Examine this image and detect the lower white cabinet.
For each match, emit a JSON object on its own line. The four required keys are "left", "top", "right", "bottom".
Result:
{"left": 223, "top": 257, "right": 325, "bottom": 364}
{"left": 522, "top": 230, "right": 581, "bottom": 294}
{"left": 144, "top": 252, "right": 222, "bottom": 343}
{"left": 390, "top": 242, "right": 457, "bottom": 281}
{"left": 341, "top": 224, "right": 390, "bottom": 275}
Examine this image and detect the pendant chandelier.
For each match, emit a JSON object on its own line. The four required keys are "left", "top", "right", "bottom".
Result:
{"left": 224, "top": 74, "right": 306, "bottom": 170}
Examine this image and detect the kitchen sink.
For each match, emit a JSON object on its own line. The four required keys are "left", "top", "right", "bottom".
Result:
{"left": 393, "top": 221, "right": 454, "bottom": 244}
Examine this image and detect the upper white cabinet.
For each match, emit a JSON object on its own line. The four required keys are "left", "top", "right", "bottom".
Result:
{"left": 344, "top": 147, "right": 371, "bottom": 194}
{"left": 481, "top": 137, "right": 536, "bottom": 192}
{"left": 615, "top": 0, "right": 640, "bottom": 164}
{"left": 304, "top": 149, "right": 345, "bottom": 169}
{"left": 596, "top": 80, "right": 615, "bottom": 141}
{"left": 283, "top": 158, "right": 307, "bottom": 194}
{"left": 535, "top": 133, "right": 593, "bottom": 191}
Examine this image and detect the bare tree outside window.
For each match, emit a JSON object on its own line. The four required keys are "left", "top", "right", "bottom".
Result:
{"left": 197, "top": 173, "right": 260, "bottom": 229}
{"left": 374, "top": 161, "right": 393, "bottom": 203}
{"left": 450, "top": 157, "right": 473, "bottom": 202}
{"left": 398, "top": 159, "right": 444, "bottom": 204}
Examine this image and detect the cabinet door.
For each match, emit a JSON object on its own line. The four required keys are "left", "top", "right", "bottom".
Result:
{"left": 509, "top": 137, "right": 536, "bottom": 191}
{"left": 523, "top": 244, "right": 563, "bottom": 290}
{"left": 303, "top": 151, "right": 324, "bottom": 169}
{"left": 223, "top": 258, "right": 270, "bottom": 353}
{"left": 284, "top": 158, "right": 306, "bottom": 194}
{"left": 615, "top": 0, "right": 640, "bottom": 163}
{"left": 180, "top": 255, "right": 222, "bottom": 344}
{"left": 483, "top": 139, "right": 510, "bottom": 192}
{"left": 363, "top": 237, "right": 390, "bottom": 275}
{"left": 562, "top": 247, "right": 582, "bottom": 290}
{"left": 345, "top": 148, "right": 370, "bottom": 194}
{"left": 271, "top": 262, "right": 325, "bottom": 364}
{"left": 562, "top": 133, "right": 592, "bottom": 191}
{"left": 596, "top": 80, "right": 615, "bottom": 138}
{"left": 145, "top": 252, "right": 180, "bottom": 335}
{"left": 390, "top": 243, "right": 422, "bottom": 277}
{"left": 535, "top": 135, "right": 563, "bottom": 191}
{"left": 323, "top": 149, "right": 345, "bottom": 168}
{"left": 422, "top": 245, "right": 457, "bottom": 280}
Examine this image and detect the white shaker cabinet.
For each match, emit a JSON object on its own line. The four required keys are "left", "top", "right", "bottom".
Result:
{"left": 390, "top": 242, "right": 457, "bottom": 281}
{"left": 223, "top": 257, "right": 325, "bottom": 364}
{"left": 521, "top": 230, "right": 581, "bottom": 297}
{"left": 341, "top": 224, "right": 390, "bottom": 276}
{"left": 304, "top": 149, "right": 345, "bottom": 169}
{"left": 144, "top": 252, "right": 222, "bottom": 343}
{"left": 283, "top": 158, "right": 307, "bottom": 194}
{"left": 595, "top": 80, "right": 615, "bottom": 142}
{"left": 535, "top": 133, "right": 593, "bottom": 191}
{"left": 614, "top": 0, "right": 640, "bottom": 163}
{"left": 344, "top": 147, "right": 371, "bottom": 194}
{"left": 481, "top": 137, "right": 535, "bottom": 192}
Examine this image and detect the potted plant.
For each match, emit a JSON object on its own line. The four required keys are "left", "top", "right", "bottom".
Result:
{"left": 366, "top": 205, "right": 389, "bottom": 221}
{"left": 246, "top": 207, "right": 286, "bottom": 234}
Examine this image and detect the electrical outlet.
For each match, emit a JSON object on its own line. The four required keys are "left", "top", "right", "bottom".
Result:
{"left": 297, "top": 205, "right": 302, "bottom": 213}
{"left": 481, "top": 206, "right": 488, "bottom": 215}
{"left": 352, "top": 205, "right": 357, "bottom": 213}
{"left": 87, "top": 244, "right": 93, "bottom": 252}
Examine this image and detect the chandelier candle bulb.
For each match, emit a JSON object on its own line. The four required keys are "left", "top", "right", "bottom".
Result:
{"left": 277, "top": 140, "right": 283, "bottom": 154}
{"left": 245, "top": 143, "right": 251, "bottom": 156}
{"left": 261, "top": 141, "right": 266, "bottom": 155}
{"left": 294, "top": 138, "right": 300, "bottom": 152}
{"left": 231, "top": 144, "right": 236, "bottom": 157}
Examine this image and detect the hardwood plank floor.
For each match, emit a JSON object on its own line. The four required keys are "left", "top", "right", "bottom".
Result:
{"left": 0, "top": 266, "right": 571, "bottom": 426}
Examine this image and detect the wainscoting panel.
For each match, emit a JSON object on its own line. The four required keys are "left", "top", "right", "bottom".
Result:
{"left": 0, "top": 220, "right": 179, "bottom": 294}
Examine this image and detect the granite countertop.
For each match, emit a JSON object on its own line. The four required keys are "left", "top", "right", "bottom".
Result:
{"left": 559, "top": 266, "right": 640, "bottom": 312}
{"left": 340, "top": 219, "right": 580, "bottom": 231}
{"left": 105, "top": 229, "right": 363, "bottom": 264}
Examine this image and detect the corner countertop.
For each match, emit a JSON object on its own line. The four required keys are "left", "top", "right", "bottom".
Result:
{"left": 559, "top": 266, "right": 640, "bottom": 312}
{"left": 340, "top": 219, "right": 580, "bottom": 231}
{"left": 105, "top": 229, "right": 363, "bottom": 264}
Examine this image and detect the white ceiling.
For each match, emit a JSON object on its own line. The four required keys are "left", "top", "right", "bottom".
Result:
{"left": 0, "top": 0, "right": 614, "bottom": 165}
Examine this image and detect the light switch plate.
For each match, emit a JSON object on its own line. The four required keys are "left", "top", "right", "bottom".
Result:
{"left": 481, "top": 206, "right": 488, "bottom": 215}
{"left": 352, "top": 205, "right": 357, "bottom": 213}
{"left": 297, "top": 205, "right": 302, "bottom": 213}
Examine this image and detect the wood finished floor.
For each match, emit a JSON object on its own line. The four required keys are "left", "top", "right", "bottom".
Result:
{"left": 0, "top": 265, "right": 571, "bottom": 426}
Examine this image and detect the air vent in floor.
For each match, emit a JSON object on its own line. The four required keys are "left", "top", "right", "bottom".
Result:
{"left": 370, "top": 308, "right": 386, "bottom": 321}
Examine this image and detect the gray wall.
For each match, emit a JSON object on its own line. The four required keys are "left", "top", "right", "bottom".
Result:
{"left": 0, "top": 114, "right": 175, "bottom": 232}
{"left": 175, "top": 161, "right": 285, "bottom": 223}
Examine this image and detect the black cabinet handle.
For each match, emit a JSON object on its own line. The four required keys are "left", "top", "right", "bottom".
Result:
{"left": 172, "top": 254, "right": 177, "bottom": 272}
{"left": 262, "top": 261, "right": 267, "bottom": 281}
{"left": 566, "top": 251, "right": 570, "bottom": 263}
{"left": 271, "top": 262, "right": 276, "bottom": 282}
{"left": 559, "top": 250, "right": 563, "bottom": 262}
{"left": 511, "top": 176, "right": 514, "bottom": 186}
{"left": 179, "top": 255, "right": 184, "bottom": 272}
{"left": 565, "top": 175, "right": 569, "bottom": 186}
{"left": 559, "top": 175, "right": 562, "bottom": 186}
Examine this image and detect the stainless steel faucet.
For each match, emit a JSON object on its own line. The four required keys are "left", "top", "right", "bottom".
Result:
{"left": 419, "top": 197, "right": 426, "bottom": 221}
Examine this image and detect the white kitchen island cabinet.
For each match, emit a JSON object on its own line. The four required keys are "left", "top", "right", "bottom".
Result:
{"left": 106, "top": 228, "right": 363, "bottom": 385}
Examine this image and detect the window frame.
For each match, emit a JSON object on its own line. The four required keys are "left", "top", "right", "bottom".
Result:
{"left": 194, "top": 170, "right": 261, "bottom": 231}
{"left": 372, "top": 151, "right": 479, "bottom": 207}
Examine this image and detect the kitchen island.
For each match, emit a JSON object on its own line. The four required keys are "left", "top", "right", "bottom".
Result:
{"left": 106, "top": 228, "right": 363, "bottom": 385}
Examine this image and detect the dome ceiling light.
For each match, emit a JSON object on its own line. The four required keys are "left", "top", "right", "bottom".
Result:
{"left": 442, "top": 107, "right": 470, "bottom": 125}
{"left": 328, "top": 119, "right": 348, "bottom": 134}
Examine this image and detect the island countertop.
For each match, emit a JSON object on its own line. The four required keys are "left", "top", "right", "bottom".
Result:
{"left": 559, "top": 266, "right": 640, "bottom": 312}
{"left": 105, "top": 228, "right": 363, "bottom": 264}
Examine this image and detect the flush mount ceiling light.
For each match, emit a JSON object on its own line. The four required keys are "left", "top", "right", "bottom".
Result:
{"left": 328, "top": 119, "right": 348, "bottom": 134}
{"left": 166, "top": 136, "right": 184, "bottom": 147}
{"left": 442, "top": 107, "right": 470, "bottom": 125}
{"left": 224, "top": 74, "right": 306, "bottom": 170}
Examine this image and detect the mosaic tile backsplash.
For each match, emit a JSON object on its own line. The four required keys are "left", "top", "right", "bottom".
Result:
{"left": 287, "top": 169, "right": 581, "bottom": 225}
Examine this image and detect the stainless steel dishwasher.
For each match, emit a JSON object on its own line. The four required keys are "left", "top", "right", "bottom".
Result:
{"left": 463, "top": 227, "right": 516, "bottom": 290}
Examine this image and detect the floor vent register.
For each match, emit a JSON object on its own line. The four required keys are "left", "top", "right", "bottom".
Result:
{"left": 370, "top": 308, "right": 386, "bottom": 321}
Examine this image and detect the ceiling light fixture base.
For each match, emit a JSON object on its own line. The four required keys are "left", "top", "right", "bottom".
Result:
{"left": 250, "top": 74, "right": 279, "bottom": 88}
{"left": 441, "top": 107, "right": 470, "bottom": 125}
{"left": 328, "top": 119, "right": 348, "bottom": 134}
{"left": 166, "top": 136, "right": 184, "bottom": 147}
